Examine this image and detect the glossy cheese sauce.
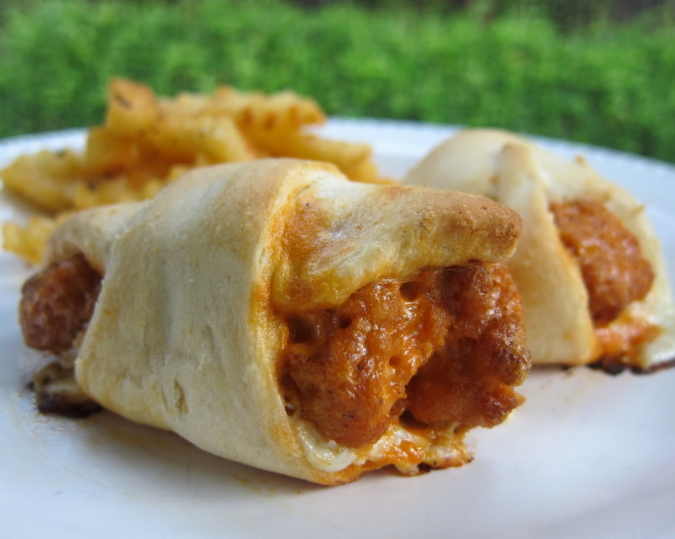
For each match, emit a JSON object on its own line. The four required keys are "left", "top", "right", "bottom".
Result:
{"left": 550, "top": 198, "right": 658, "bottom": 367}
{"left": 550, "top": 199, "right": 654, "bottom": 325}
{"left": 277, "top": 263, "right": 531, "bottom": 452}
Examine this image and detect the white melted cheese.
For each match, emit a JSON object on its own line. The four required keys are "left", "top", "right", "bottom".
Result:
{"left": 358, "top": 423, "right": 428, "bottom": 464}
{"left": 296, "top": 418, "right": 464, "bottom": 474}
{"left": 295, "top": 421, "right": 358, "bottom": 473}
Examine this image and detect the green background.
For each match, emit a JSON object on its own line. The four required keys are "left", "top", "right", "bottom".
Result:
{"left": 1, "top": 0, "right": 674, "bottom": 163}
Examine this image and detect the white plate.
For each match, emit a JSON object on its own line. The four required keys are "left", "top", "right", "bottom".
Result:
{"left": 2, "top": 120, "right": 675, "bottom": 539}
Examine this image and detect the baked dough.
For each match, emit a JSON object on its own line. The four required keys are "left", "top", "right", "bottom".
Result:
{"left": 22, "top": 158, "right": 530, "bottom": 484}
{"left": 405, "top": 129, "right": 675, "bottom": 371}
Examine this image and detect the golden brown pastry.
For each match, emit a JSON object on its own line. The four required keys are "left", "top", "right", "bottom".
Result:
{"left": 19, "top": 158, "right": 530, "bottom": 485}
{"left": 405, "top": 129, "right": 675, "bottom": 372}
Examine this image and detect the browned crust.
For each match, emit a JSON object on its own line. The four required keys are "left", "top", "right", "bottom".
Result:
{"left": 275, "top": 176, "right": 522, "bottom": 310}
{"left": 589, "top": 356, "right": 675, "bottom": 375}
{"left": 29, "top": 362, "right": 103, "bottom": 418}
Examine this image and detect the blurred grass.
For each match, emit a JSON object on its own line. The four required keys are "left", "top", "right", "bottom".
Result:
{"left": 0, "top": 0, "right": 674, "bottom": 162}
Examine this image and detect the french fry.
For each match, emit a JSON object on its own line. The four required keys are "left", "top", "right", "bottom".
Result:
{"left": 1, "top": 78, "right": 384, "bottom": 263}
{"left": 246, "top": 129, "right": 372, "bottom": 174}
{"left": 218, "top": 87, "right": 326, "bottom": 132}
{"left": 341, "top": 158, "right": 393, "bottom": 185}
{"left": 105, "top": 78, "right": 159, "bottom": 137}
{"left": 1, "top": 150, "right": 84, "bottom": 212}
{"left": 2, "top": 215, "right": 62, "bottom": 264}
{"left": 85, "top": 127, "right": 138, "bottom": 177}
{"left": 144, "top": 113, "right": 255, "bottom": 164}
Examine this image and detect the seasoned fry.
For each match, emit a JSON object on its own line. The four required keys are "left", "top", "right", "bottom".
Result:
{"left": 3, "top": 215, "right": 68, "bottom": 265}
{"left": 213, "top": 87, "right": 326, "bottom": 131}
{"left": 1, "top": 78, "right": 385, "bottom": 263}
{"left": 1, "top": 150, "right": 85, "bottom": 212}
{"left": 247, "top": 130, "right": 370, "bottom": 169}
{"left": 105, "top": 78, "right": 158, "bottom": 138}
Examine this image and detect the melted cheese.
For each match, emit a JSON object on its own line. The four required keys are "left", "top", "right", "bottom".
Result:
{"left": 295, "top": 416, "right": 468, "bottom": 475}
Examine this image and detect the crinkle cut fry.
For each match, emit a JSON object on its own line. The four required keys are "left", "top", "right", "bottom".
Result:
{"left": 1, "top": 78, "right": 384, "bottom": 264}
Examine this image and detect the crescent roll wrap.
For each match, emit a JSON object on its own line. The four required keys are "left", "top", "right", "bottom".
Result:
{"left": 405, "top": 129, "right": 675, "bottom": 372}
{"left": 19, "top": 159, "right": 531, "bottom": 485}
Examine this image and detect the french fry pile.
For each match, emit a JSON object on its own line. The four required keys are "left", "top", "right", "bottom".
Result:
{"left": 2, "top": 78, "right": 385, "bottom": 263}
